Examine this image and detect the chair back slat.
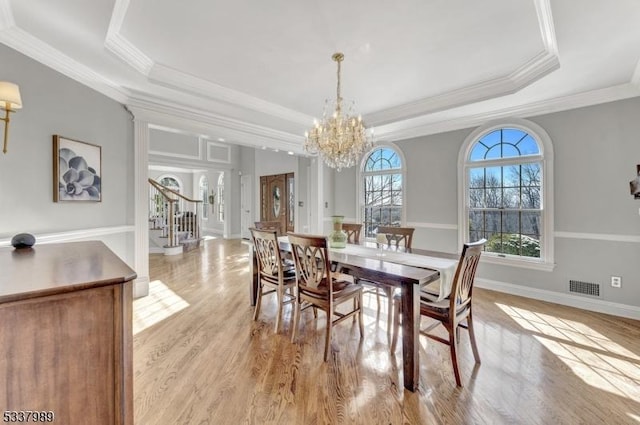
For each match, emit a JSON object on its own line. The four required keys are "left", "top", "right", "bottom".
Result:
{"left": 250, "top": 228, "right": 284, "bottom": 282}
{"left": 376, "top": 226, "right": 415, "bottom": 252}
{"left": 342, "top": 223, "right": 362, "bottom": 244}
{"left": 288, "top": 234, "right": 331, "bottom": 292}
{"left": 254, "top": 221, "right": 282, "bottom": 236}
{"left": 449, "top": 239, "right": 486, "bottom": 311}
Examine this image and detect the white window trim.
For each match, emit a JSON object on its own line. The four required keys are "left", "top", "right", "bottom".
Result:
{"left": 199, "top": 175, "right": 209, "bottom": 221}
{"left": 457, "top": 118, "right": 555, "bottom": 271}
{"left": 357, "top": 142, "right": 408, "bottom": 240}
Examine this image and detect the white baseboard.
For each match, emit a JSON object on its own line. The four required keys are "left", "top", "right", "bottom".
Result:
{"left": 133, "top": 276, "right": 150, "bottom": 298}
{"left": 149, "top": 246, "right": 163, "bottom": 254}
{"left": 476, "top": 278, "right": 640, "bottom": 320}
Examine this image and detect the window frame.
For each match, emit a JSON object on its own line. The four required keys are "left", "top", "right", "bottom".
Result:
{"left": 357, "top": 143, "right": 407, "bottom": 241}
{"left": 199, "top": 175, "right": 209, "bottom": 220}
{"left": 458, "top": 118, "right": 555, "bottom": 271}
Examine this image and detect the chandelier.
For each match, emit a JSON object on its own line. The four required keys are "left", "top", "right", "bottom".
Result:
{"left": 304, "top": 52, "right": 373, "bottom": 171}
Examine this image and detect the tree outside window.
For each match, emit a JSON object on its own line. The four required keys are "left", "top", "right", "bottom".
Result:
{"left": 361, "top": 147, "right": 404, "bottom": 238}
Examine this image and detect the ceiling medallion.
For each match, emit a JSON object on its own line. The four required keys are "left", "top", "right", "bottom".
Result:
{"left": 304, "top": 53, "right": 373, "bottom": 171}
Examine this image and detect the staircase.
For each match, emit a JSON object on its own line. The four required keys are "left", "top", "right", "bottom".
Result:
{"left": 149, "top": 178, "right": 203, "bottom": 255}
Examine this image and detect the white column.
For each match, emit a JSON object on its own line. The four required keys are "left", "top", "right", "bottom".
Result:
{"left": 308, "top": 158, "right": 324, "bottom": 234}
{"left": 133, "top": 119, "right": 150, "bottom": 298}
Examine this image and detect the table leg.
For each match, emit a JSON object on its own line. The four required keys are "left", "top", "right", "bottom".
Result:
{"left": 249, "top": 245, "right": 258, "bottom": 306}
{"left": 401, "top": 281, "right": 420, "bottom": 392}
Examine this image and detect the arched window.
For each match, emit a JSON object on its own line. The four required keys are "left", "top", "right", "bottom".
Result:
{"left": 217, "top": 173, "right": 225, "bottom": 222}
{"left": 158, "top": 175, "right": 181, "bottom": 193}
{"left": 458, "top": 119, "right": 554, "bottom": 270}
{"left": 361, "top": 145, "right": 405, "bottom": 238}
{"left": 199, "top": 175, "right": 209, "bottom": 219}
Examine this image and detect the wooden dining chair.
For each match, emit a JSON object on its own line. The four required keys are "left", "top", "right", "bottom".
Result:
{"left": 288, "top": 233, "right": 364, "bottom": 361}
{"left": 390, "top": 239, "right": 486, "bottom": 387}
{"left": 250, "top": 228, "right": 297, "bottom": 333}
{"left": 341, "top": 223, "right": 362, "bottom": 244}
{"left": 376, "top": 226, "right": 415, "bottom": 252}
{"left": 254, "top": 221, "right": 283, "bottom": 236}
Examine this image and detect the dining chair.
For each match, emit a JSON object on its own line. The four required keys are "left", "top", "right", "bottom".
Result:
{"left": 288, "top": 233, "right": 364, "bottom": 361}
{"left": 376, "top": 226, "right": 415, "bottom": 252}
{"left": 250, "top": 228, "right": 297, "bottom": 333}
{"left": 341, "top": 223, "right": 362, "bottom": 244}
{"left": 390, "top": 239, "right": 486, "bottom": 387}
{"left": 254, "top": 221, "right": 283, "bottom": 236}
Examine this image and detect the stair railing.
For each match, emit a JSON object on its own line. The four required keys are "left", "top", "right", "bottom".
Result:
{"left": 149, "top": 178, "right": 203, "bottom": 248}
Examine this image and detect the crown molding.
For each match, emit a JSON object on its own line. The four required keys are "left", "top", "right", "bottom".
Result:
{"left": 126, "top": 93, "right": 304, "bottom": 153}
{"left": 376, "top": 83, "right": 640, "bottom": 142}
{"left": 366, "top": 0, "right": 559, "bottom": 126}
{"left": 148, "top": 64, "right": 313, "bottom": 126}
{"left": 105, "top": 0, "right": 154, "bottom": 75}
{"left": 0, "top": 0, "right": 15, "bottom": 30}
{"left": 0, "top": 26, "right": 129, "bottom": 103}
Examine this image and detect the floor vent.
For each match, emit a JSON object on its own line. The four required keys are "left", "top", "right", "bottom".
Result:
{"left": 569, "top": 280, "right": 600, "bottom": 297}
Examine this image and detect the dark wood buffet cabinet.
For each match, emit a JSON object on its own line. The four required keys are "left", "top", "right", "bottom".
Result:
{"left": 0, "top": 241, "right": 137, "bottom": 425}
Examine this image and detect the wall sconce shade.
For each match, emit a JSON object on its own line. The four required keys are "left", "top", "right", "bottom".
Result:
{"left": 0, "top": 81, "right": 23, "bottom": 154}
{"left": 0, "top": 82, "right": 23, "bottom": 110}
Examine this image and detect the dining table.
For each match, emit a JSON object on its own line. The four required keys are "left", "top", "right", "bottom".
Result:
{"left": 248, "top": 236, "right": 459, "bottom": 392}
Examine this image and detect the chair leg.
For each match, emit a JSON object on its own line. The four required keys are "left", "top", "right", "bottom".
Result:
{"left": 449, "top": 325, "right": 462, "bottom": 387}
{"left": 390, "top": 297, "right": 400, "bottom": 353}
{"left": 275, "top": 286, "right": 284, "bottom": 333}
{"left": 358, "top": 292, "right": 364, "bottom": 338}
{"left": 467, "top": 309, "right": 481, "bottom": 364}
{"left": 324, "top": 307, "right": 333, "bottom": 362}
{"left": 291, "top": 299, "right": 300, "bottom": 343}
{"left": 384, "top": 286, "right": 394, "bottom": 337}
{"left": 253, "top": 282, "right": 262, "bottom": 321}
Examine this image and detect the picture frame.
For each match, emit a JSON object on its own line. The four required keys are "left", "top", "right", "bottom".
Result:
{"left": 53, "top": 135, "right": 102, "bottom": 202}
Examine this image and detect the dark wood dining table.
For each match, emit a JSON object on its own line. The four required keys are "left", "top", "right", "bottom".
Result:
{"left": 249, "top": 238, "right": 448, "bottom": 392}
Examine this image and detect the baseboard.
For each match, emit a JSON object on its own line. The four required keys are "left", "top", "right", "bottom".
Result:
{"left": 133, "top": 275, "right": 150, "bottom": 298}
{"left": 227, "top": 233, "right": 241, "bottom": 239}
{"left": 476, "top": 278, "right": 640, "bottom": 320}
{"left": 149, "top": 246, "right": 163, "bottom": 254}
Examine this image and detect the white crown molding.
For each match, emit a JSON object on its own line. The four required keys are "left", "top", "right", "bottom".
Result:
{"left": 0, "top": 225, "right": 134, "bottom": 247}
{"left": 555, "top": 231, "right": 640, "bottom": 244}
{"left": 105, "top": 0, "right": 154, "bottom": 75}
{"left": 366, "top": 0, "right": 559, "bottom": 126}
{"left": 0, "top": 26, "right": 129, "bottom": 103}
{"left": 377, "top": 83, "right": 640, "bottom": 142}
{"left": 126, "top": 94, "right": 304, "bottom": 153}
{"left": 0, "top": 0, "right": 15, "bottom": 30}
{"left": 475, "top": 278, "right": 640, "bottom": 321}
{"left": 148, "top": 64, "right": 313, "bottom": 126}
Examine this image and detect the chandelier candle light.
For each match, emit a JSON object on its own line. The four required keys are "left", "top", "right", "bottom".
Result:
{"left": 304, "top": 53, "right": 373, "bottom": 171}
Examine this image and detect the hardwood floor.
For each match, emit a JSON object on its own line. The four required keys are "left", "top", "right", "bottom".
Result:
{"left": 134, "top": 238, "right": 640, "bottom": 424}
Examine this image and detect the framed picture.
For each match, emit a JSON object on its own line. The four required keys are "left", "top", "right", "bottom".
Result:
{"left": 53, "top": 135, "right": 102, "bottom": 202}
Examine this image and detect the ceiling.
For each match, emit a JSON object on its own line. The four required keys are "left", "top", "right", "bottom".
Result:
{"left": 2, "top": 0, "right": 640, "bottom": 154}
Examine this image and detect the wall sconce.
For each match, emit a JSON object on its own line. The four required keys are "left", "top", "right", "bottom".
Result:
{"left": 0, "top": 81, "right": 23, "bottom": 154}
{"left": 630, "top": 164, "right": 640, "bottom": 199}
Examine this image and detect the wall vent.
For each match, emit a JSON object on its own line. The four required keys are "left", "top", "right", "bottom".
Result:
{"left": 569, "top": 280, "right": 600, "bottom": 297}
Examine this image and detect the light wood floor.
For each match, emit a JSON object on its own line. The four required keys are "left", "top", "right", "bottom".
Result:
{"left": 134, "top": 238, "right": 640, "bottom": 425}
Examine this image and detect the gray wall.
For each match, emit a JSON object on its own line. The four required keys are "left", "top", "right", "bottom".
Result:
{"left": 0, "top": 44, "right": 134, "bottom": 264}
{"left": 335, "top": 98, "right": 640, "bottom": 307}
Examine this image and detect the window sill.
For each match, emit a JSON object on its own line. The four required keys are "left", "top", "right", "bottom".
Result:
{"left": 480, "top": 254, "right": 555, "bottom": 272}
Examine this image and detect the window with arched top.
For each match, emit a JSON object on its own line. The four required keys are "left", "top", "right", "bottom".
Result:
{"left": 158, "top": 175, "right": 181, "bottom": 193}
{"left": 199, "top": 175, "right": 209, "bottom": 219}
{"left": 217, "top": 173, "right": 225, "bottom": 222}
{"left": 361, "top": 146, "right": 405, "bottom": 238}
{"left": 459, "top": 119, "right": 554, "bottom": 270}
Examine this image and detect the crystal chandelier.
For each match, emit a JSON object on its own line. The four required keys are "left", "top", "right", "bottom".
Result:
{"left": 304, "top": 53, "right": 373, "bottom": 171}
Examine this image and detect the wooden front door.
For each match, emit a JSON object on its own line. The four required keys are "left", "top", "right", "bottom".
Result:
{"left": 260, "top": 173, "right": 294, "bottom": 233}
